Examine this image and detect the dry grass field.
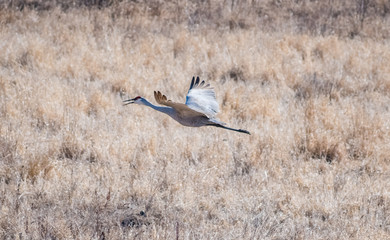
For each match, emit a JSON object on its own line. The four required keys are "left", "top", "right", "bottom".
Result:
{"left": 1, "top": 0, "right": 390, "bottom": 239}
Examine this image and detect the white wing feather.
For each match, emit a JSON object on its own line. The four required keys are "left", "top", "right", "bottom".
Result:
{"left": 185, "top": 77, "right": 219, "bottom": 118}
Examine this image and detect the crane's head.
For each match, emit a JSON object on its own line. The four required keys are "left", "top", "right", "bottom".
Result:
{"left": 123, "top": 96, "right": 143, "bottom": 105}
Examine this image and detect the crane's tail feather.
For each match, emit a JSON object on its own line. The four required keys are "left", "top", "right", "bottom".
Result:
{"left": 208, "top": 124, "right": 250, "bottom": 135}
{"left": 209, "top": 118, "right": 226, "bottom": 126}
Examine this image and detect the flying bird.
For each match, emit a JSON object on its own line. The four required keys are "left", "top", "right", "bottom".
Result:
{"left": 123, "top": 76, "right": 250, "bottom": 134}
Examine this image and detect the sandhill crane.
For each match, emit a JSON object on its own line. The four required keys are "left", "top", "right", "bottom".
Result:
{"left": 123, "top": 76, "right": 250, "bottom": 135}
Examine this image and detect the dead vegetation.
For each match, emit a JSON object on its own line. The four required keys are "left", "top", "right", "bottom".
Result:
{"left": 0, "top": 1, "right": 390, "bottom": 239}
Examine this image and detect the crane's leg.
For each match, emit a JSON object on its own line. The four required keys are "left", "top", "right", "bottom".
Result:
{"left": 208, "top": 124, "right": 250, "bottom": 135}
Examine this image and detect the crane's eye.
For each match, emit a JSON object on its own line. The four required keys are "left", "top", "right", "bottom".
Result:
{"left": 134, "top": 96, "right": 141, "bottom": 100}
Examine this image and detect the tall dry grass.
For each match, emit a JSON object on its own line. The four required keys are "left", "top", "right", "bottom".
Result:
{"left": 1, "top": 1, "right": 390, "bottom": 239}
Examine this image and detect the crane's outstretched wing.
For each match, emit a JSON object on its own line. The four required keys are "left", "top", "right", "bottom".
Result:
{"left": 185, "top": 76, "right": 219, "bottom": 117}
{"left": 154, "top": 91, "right": 207, "bottom": 118}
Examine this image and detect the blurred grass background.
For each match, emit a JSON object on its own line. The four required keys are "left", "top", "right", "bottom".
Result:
{"left": 1, "top": 0, "right": 390, "bottom": 239}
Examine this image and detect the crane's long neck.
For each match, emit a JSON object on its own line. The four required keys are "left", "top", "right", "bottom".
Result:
{"left": 141, "top": 98, "right": 175, "bottom": 116}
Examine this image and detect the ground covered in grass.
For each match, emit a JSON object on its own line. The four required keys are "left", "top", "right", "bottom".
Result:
{"left": 1, "top": 1, "right": 390, "bottom": 239}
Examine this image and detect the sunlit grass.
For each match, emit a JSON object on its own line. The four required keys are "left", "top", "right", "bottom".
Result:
{"left": 1, "top": 1, "right": 390, "bottom": 239}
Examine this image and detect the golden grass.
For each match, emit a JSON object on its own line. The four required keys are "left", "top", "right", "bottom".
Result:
{"left": 1, "top": 1, "right": 390, "bottom": 239}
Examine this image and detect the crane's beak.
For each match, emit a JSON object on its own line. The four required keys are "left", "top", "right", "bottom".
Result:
{"left": 123, "top": 98, "right": 135, "bottom": 105}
